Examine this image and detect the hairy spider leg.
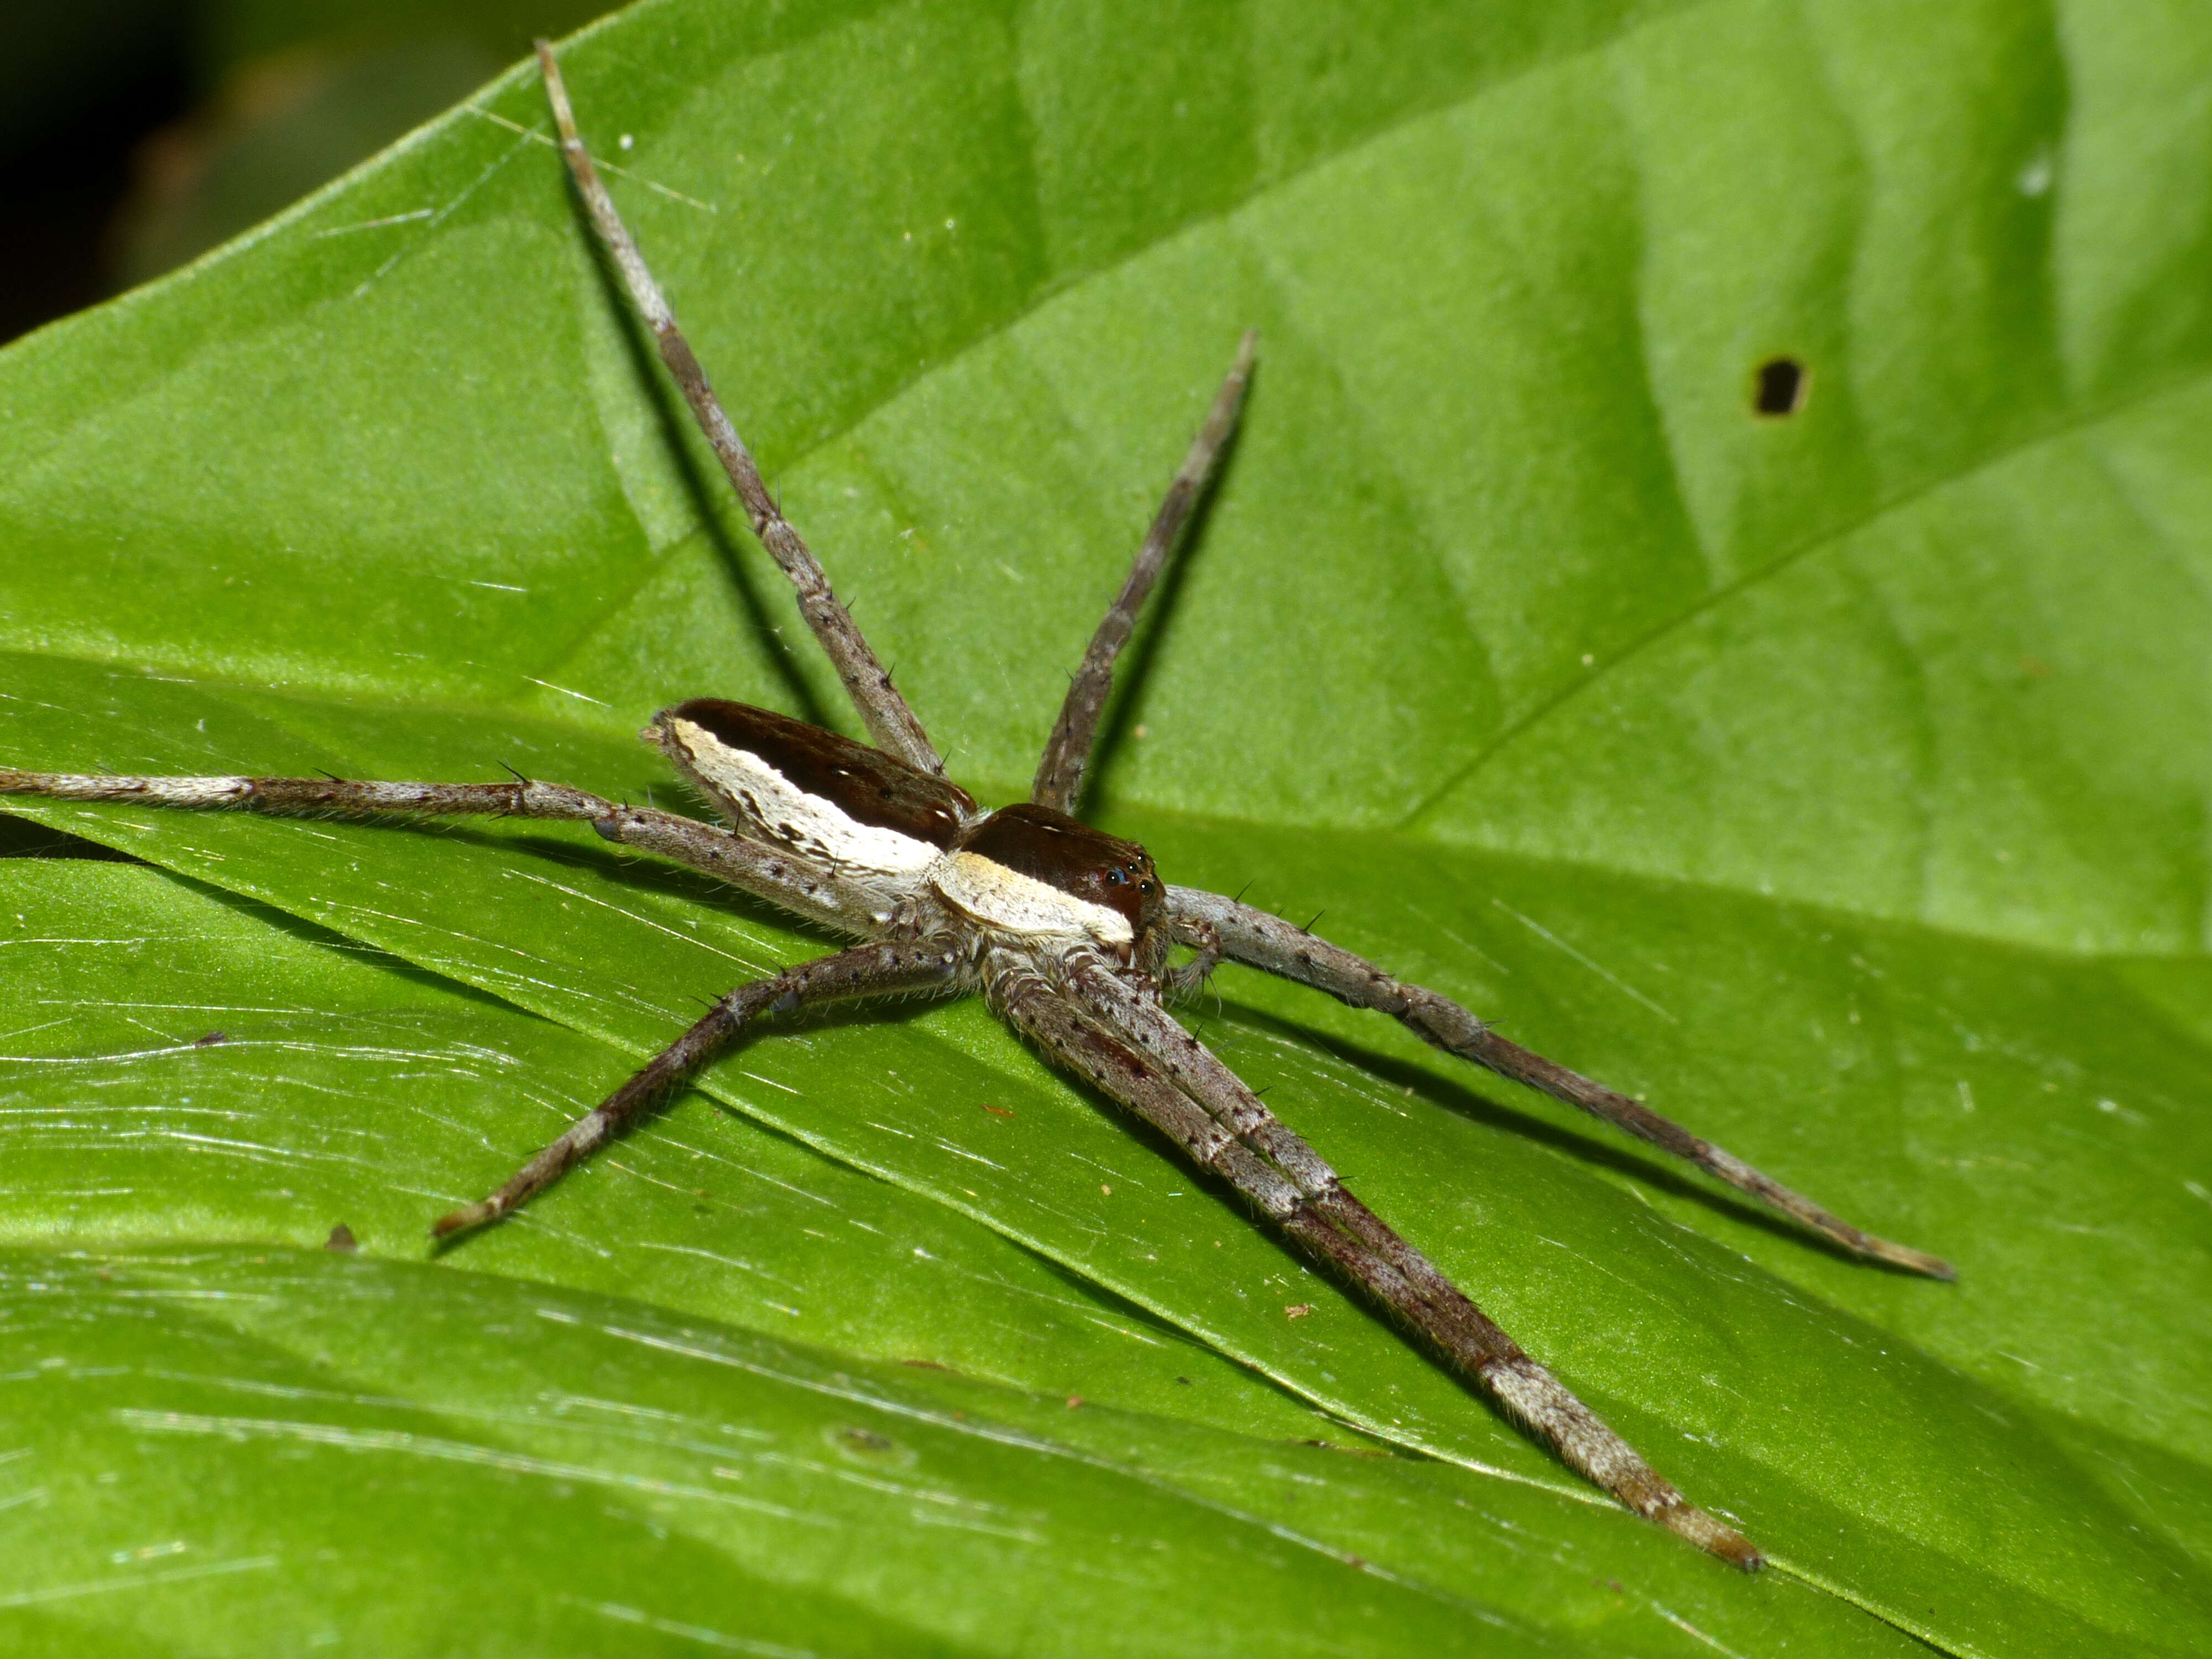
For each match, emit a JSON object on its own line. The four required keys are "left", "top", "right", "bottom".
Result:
{"left": 0, "top": 770, "right": 882, "bottom": 937}
{"left": 535, "top": 41, "right": 942, "bottom": 778}
{"left": 1030, "top": 330, "right": 1258, "bottom": 815}
{"left": 992, "top": 951, "right": 1761, "bottom": 1569}
{"left": 433, "top": 936, "right": 969, "bottom": 1238}
{"left": 1060, "top": 957, "right": 1764, "bottom": 1563}
{"left": 1167, "top": 885, "right": 1954, "bottom": 1280}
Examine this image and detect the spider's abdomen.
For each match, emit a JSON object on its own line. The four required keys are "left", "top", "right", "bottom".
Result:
{"left": 936, "top": 802, "right": 1162, "bottom": 954}
{"left": 653, "top": 700, "right": 977, "bottom": 878}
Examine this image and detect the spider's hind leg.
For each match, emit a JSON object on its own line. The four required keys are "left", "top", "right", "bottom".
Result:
{"left": 535, "top": 41, "right": 942, "bottom": 776}
{"left": 0, "top": 765, "right": 894, "bottom": 936}
{"left": 0, "top": 769, "right": 611, "bottom": 820}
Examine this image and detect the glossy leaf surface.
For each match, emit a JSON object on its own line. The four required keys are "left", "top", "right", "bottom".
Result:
{"left": 0, "top": 863, "right": 1925, "bottom": 1657}
{"left": 4, "top": 0, "right": 2212, "bottom": 1652}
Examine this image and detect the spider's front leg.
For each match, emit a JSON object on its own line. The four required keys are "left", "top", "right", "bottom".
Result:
{"left": 1167, "top": 885, "right": 1954, "bottom": 1279}
{"left": 990, "top": 948, "right": 1762, "bottom": 1569}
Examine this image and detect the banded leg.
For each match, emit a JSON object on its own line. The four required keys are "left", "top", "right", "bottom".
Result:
{"left": 992, "top": 957, "right": 1760, "bottom": 1569}
{"left": 1168, "top": 884, "right": 1954, "bottom": 1279}
{"left": 0, "top": 767, "right": 884, "bottom": 936}
{"left": 535, "top": 42, "right": 942, "bottom": 778}
{"left": 1068, "top": 950, "right": 1754, "bottom": 1529}
{"left": 435, "top": 935, "right": 969, "bottom": 1238}
{"left": 1030, "top": 331, "right": 1258, "bottom": 814}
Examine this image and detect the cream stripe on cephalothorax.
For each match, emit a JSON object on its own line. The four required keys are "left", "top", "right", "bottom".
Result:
{"left": 931, "top": 849, "right": 1134, "bottom": 947}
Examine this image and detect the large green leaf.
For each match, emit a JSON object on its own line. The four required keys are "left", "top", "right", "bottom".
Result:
{"left": 0, "top": 863, "right": 1928, "bottom": 1656}
{"left": 4, "top": 0, "right": 2211, "bottom": 1652}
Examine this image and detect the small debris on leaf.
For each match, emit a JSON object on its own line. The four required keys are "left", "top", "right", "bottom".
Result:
{"left": 324, "top": 1223, "right": 358, "bottom": 1253}
{"left": 1299, "top": 1439, "right": 1389, "bottom": 1458}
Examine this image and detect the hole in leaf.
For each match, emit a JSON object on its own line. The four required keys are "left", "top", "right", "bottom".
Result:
{"left": 1753, "top": 356, "right": 1809, "bottom": 417}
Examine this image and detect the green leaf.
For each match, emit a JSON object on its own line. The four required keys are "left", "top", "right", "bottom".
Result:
{"left": 0, "top": 863, "right": 1921, "bottom": 1657}
{"left": 4, "top": 0, "right": 2211, "bottom": 1652}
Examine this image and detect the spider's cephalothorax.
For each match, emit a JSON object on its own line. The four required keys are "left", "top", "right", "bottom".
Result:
{"left": 0, "top": 41, "right": 1960, "bottom": 1574}
{"left": 652, "top": 697, "right": 1176, "bottom": 982}
{"left": 646, "top": 695, "right": 1177, "bottom": 956}
{"left": 942, "top": 802, "right": 1166, "bottom": 967}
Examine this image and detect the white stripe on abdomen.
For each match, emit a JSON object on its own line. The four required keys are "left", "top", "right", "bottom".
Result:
{"left": 669, "top": 719, "right": 940, "bottom": 877}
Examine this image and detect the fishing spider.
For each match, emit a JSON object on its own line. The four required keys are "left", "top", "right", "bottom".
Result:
{"left": 0, "top": 44, "right": 1953, "bottom": 1569}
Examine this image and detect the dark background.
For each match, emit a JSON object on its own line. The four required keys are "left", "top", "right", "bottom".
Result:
{"left": 2, "top": 0, "right": 613, "bottom": 345}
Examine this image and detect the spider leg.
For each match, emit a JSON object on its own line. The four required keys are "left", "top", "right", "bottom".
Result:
{"left": 0, "top": 768, "right": 884, "bottom": 936}
{"left": 1029, "top": 331, "right": 1256, "bottom": 814}
{"left": 992, "top": 954, "right": 1760, "bottom": 1569}
{"left": 434, "top": 934, "right": 968, "bottom": 1238}
{"left": 534, "top": 43, "right": 942, "bottom": 778}
{"left": 1166, "top": 885, "right": 1954, "bottom": 1279}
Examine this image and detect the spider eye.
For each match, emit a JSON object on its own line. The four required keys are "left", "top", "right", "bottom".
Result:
{"left": 1138, "top": 881, "right": 1155, "bottom": 895}
{"left": 1104, "top": 868, "right": 1126, "bottom": 885}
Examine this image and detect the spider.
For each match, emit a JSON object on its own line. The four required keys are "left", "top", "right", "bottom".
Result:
{"left": 0, "top": 43, "right": 1953, "bottom": 1572}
